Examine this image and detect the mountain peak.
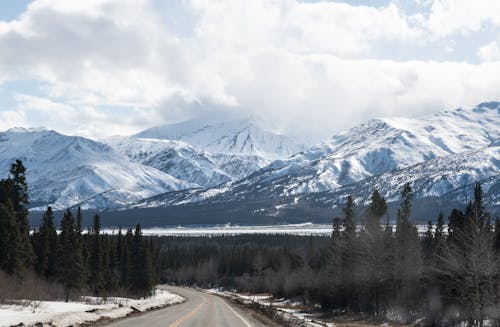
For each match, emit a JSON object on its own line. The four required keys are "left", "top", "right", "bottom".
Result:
{"left": 474, "top": 101, "right": 500, "bottom": 112}
{"left": 4, "top": 126, "right": 49, "bottom": 134}
{"left": 134, "top": 116, "right": 304, "bottom": 160}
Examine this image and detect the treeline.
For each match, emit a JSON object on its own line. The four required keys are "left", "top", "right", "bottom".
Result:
{"left": 0, "top": 160, "right": 158, "bottom": 300}
{"left": 157, "top": 183, "right": 500, "bottom": 325}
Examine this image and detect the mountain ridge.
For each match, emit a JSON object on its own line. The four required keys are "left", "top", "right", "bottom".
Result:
{"left": 1, "top": 102, "right": 498, "bottom": 217}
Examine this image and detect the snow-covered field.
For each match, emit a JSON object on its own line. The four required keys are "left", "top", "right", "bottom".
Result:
{"left": 100, "top": 223, "right": 444, "bottom": 237}
{"left": 0, "top": 288, "right": 184, "bottom": 327}
{"left": 102, "top": 223, "right": 333, "bottom": 236}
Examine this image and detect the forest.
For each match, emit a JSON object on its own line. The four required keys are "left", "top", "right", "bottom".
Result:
{"left": 156, "top": 184, "right": 500, "bottom": 325}
{"left": 0, "top": 160, "right": 157, "bottom": 300}
{"left": 1, "top": 160, "right": 499, "bottom": 326}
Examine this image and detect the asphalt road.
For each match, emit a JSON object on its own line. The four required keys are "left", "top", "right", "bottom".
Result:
{"left": 106, "top": 286, "right": 268, "bottom": 327}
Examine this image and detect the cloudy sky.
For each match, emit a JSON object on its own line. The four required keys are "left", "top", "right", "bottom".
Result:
{"left": 0, "top": 0, "right": 500, "bottom": 141}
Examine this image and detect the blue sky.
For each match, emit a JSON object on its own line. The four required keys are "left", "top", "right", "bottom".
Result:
{"left": 0, "top": 0, "right": 30, "bottom": 20}
{"left": 0, "top": 0, "right": 499, "bottom": 140}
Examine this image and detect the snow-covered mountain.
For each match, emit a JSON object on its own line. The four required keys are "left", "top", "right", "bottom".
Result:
{"left": 131, "top": 145, "right": 499, "bottom": 213}
{"left": 108, "top": 116, "right": 305, "bottom": 186}
{"left": 131, "top": 102, "right": 499, "bottom": 213}
{"left": 0, "top": 128, "right": 192, "bottom": 210}
{"left": 1, "top": 102, "right": 498, "bottom": 216}
{"left": 225, "top": 102, "right": 499, "bottom": 196}
{"left": 135, "top": 116, "right": 305, "bottom": 161}
{"left": 105, "top": 136, "right": 232, "bottom": 188}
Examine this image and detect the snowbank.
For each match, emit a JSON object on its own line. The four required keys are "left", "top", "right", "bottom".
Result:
{"left": 208, "top": 289, "right": 333, "bottom": 327}
{"left": 0, "top": 288, "right": 184, "bottom": 327}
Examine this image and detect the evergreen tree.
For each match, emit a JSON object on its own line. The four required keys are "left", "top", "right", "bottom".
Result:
{"left": 444, "top": 183, "right": 495, "bottom": 324}
{"left": 380, "top": 218, "right": 395, "bottom": 312}
{"left": 58, "top": 209, "right": 84, "bottom": 301}
{"left": 365, "top": 189, "right": 387, "bottom": 236}
{"left": 0, "top": 202, "right": 21, "bottom": 275}
{"left": 494, "top": 218, "right": 500, "bottom": 254}
{"left": 35, "top": 206, "right": 58, "bottom": 278}
{"left": 343, "top": 196, "right": 356, "bottom": 238}
{"left": 359, "top": 190, "right": 388, "bottom": 315}
{"left": 326, "top": 216, "right": 343, "bottom": 308}
{"left": 130, "top": 224, "right": 153, "bottom": 297}
{"left": 8, "top": 160, "right": 34, "bottom": 269}
{"left": 340, "top": 196, "right": 358, "bottom": 310}
{"left": 89, "top": 214, "right": 104, "bottom": 295}
{"left": 76, "top": 206, "right": 83, "bottom": 235}
{"left": 422, "top": 220, "right": 434, "bottom": 265}
{"left": 394, "top": 183, "right": 422, "bottom": 317}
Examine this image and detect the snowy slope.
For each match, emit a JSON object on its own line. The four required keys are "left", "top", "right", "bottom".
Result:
{"left": 105, "top": 136, "right": 232, "bottom": 188}
{"left": 131, "top": 145, "right": 499, "bottom": 215}
{"left": 131, "top": 102, "right": 499, "bottom": 210}
{"left": 0, "top": 128, "right": 192, "bottom": 210}
{"left": 226, "top": 102, "right": 499, "bottom": 195}
{"left": 300, "top": 145, "right": 499, "bottom": 206}
{"left": 112, "top": 116, "right": 304, "bottom": 185}
{"left": 135, "top": 116, "right": 305, "bottom": 161}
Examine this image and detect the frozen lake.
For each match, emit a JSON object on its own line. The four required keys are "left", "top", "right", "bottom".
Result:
{"left": 100, "top": 223, "right": 442, "bottom": 237}
{"left": 101, "top": 223, "right": 333, "bottom": 236}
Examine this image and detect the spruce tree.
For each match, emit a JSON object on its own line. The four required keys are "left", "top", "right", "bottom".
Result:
{"left": 444, "top": 183, "right": 495, "bottom": 323}
{"left": 340, "top": 196, "right": 358, "bottom": 310}
{"left": 130, "top": 224, "right": 153, "bottom": 297}
{"left": 422, "top": 220, "right": 434, "bottom": 265}
{"left": 58, "top": 209, "right": 84, "bottom": 301}
{"left": 360, "top": 190, "right": 388, "bottom": 315}
{"left": 76, "top": 206, "right": 83, "bottom": 235}
{"left": 35, "top": 206, "right": 58, "bottom": 278}
{"left": 365, "top": 189, "right": 387, "bottom": 236}
{"left": 494, "top": 218, "right": 500, "bottom": 254}
{"left": 0, "top": 202, "right": 22, "bottom": 275}
{"left": 89, "top": 214, "right": 104, "bottom": 295}
{"left": 327, "top": 216, "right": 343, "bottom": 308}
{"left": 8, "top": 160, "right": 34, "bottom": 269}
{"left": 394, "top": 183, "right": 422, "bottom": 317}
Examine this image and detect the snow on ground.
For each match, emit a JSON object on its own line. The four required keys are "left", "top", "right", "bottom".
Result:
{"left": 101, "top": 223, "right": 333, "bottom": 237}
{"left": 208, "top": 289, "right": 334, "bottom": 327}
{"left": 99, "top": 223, "right": 444, "bottom": 237}
{"left": 0, "top": 288, "right": 184, "bottom": 327}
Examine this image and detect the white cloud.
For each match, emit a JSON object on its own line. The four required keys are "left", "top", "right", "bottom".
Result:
{"left": 0, "top": 109, "right": 27, "bottom": 131}
{"left": 477, "top": 41, "right": 500, "bottom": 62}
{"left": 427, "top": 0, "right": 500, "bottom": 37}
{"left": 190, "top": 1, "right": 422, "bottom": 56}
{"left": 12, "top": 94, "right": 164, "bottom": 138}
{"left": 0, "top": 0, "right": 499, "bottom": 141}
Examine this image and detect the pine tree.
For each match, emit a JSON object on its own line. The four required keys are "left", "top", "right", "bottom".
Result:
{"left": 326, "top": 216, "right": 343, "bottom": 308}
{"left": 0, "top": 202, "right": 22, "bottom": 275}
{"left": 89, "top": 214, "right": 104, "bottom": 295}
{"left": 35, "top": 206, "right": 58, "bottom": 278}
{"left": 340, "top": 196, "right": 358, "bottom": 310}
{"left": 436, "top": 183, "right": 496, "bottom": 325}
{"left": 76, "top": 206, "right": 83, "bottom": 235}
{"left": 422, "top": 220, "right": 434, "bottom": 265}
{"left": 494, "top": 218, "right": 500, "bottom": 255}
{"left": 343, "top": 196, "right": 356, "bottom": 238}
{"left": 8, "top": 160, "right": 34, "bottom": 269}
{"left": 123, "top": 228, "right": 134, "bottom": 288}
{"left": 380, "top": 217, "right": 395, "bottom": 312}
{"left": 130, "top": 224, "right": 153, "bottom": 297}
{"left": 58, "top": 209, "right": 84, "bottom": 301}
{"left": 394, "top": 183, "right": 422, "bottom": 317}
{"left": 359, "top": 190, "right": 388, "bottom": 315}
{"left": 365, "top": 189, "right": 387, "bottom": 236}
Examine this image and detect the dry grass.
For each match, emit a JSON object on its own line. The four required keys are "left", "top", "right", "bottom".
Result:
{"left": 0, "top": 270, "right": 65, "bottom": 304}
